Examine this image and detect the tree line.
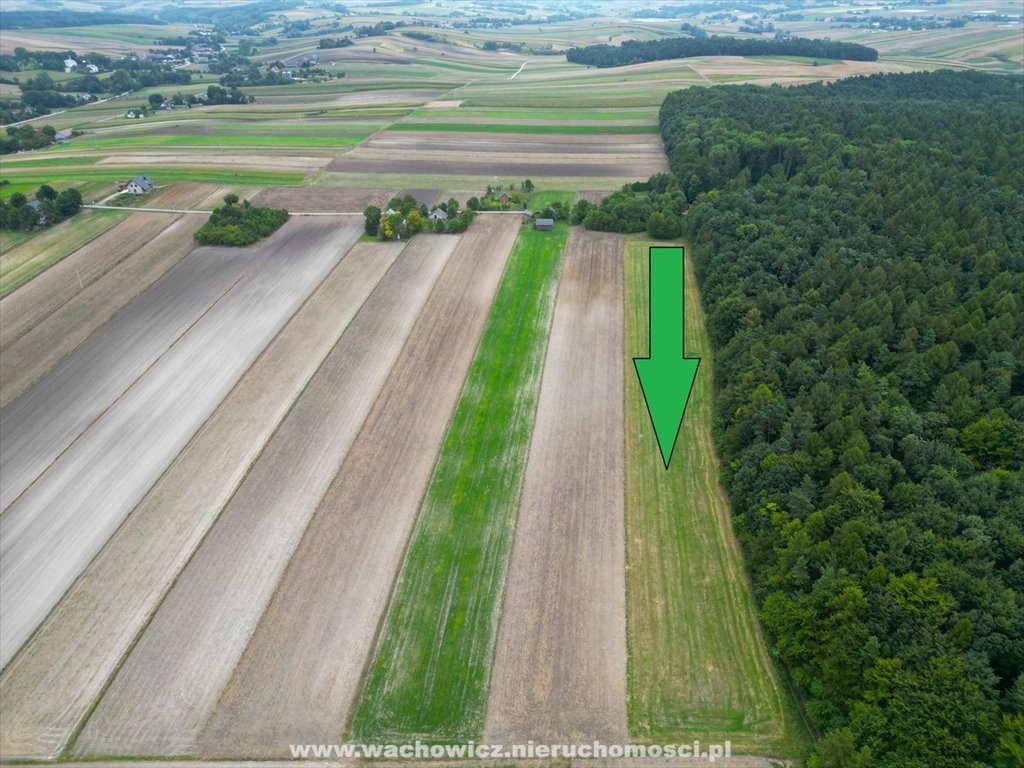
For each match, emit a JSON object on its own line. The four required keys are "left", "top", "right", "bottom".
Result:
{"left": 645, "top": 70, "right": 1022, "bottom": 768}
{"left": 565, "top": 34, "right": 878, "bottom": 67}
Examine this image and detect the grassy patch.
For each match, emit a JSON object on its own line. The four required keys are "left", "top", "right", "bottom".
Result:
{"left": 390, "top": 122, "right": 659, "bottom": 135}
{"left": 527, "top": 190, "right": 574, "bottom": 211}
{"left": 623, "top": 239, "right": 810, "bottom": 757}
{"left": 0, "top": 209, "right": 128, "bottom": 298}
{"left": 352, "top": 221, "right": 568, "bottom": 741}
{"left": 0, "top": 167, "right": 306, "bottom": 188}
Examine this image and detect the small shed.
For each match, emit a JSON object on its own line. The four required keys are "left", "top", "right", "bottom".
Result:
{"left": 126, "top": 176, "right": 155, "bottom": 195}
{"left": 535, "top": 218, "right": 554, "bottom": 231}
{"left": 522, "top": 209, "right": 534, "bottom": 219}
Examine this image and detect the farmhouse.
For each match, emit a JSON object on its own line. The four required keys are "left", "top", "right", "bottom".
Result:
{"left": 63, "top": 57, "right": 78, "bottom": 72}
{"left": 535, "top": 218, "right": 554, "bottom": 231}
{"left": 498, "top": 192, "right": 511, "bottom": 205}
{"left": 54, "top": 129, "right": 73, "bottom": 142}
{"left": 126, "top": 176, "right": 155, "bottom": 195}
{"left": 428, "top": 207, "right": 448, "bottom": 223}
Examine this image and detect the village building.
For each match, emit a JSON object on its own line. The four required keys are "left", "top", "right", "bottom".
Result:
{"left": 125, "top": 176, "right": 155, "bottom": 195}
{"left": 63, "top": 57, "right": 78, "bottom": 73}
{"left": 535, "top": 218, "right": 555, "bottom": 231}
{"left": 428, "top": 207, "right": 448, "bottom": 223}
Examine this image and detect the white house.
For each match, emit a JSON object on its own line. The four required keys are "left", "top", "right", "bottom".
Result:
{"left": 63, "top": 57, "right": 79, "bottom": 73}
{"left": 54, "top": 129, "right": 73, "bottom": 142}
{"left": 126, "top": 176, "right": 155, "bottom": 195}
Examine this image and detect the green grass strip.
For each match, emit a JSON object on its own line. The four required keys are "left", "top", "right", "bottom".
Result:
{"left": 0, "top": 167, "right": 305, "bottom": 187}
{"left": 352, "top": 221, "right": 569, "bottom": 742}
{"left": 390, "top": 122, "right": 659, "bottom": 135}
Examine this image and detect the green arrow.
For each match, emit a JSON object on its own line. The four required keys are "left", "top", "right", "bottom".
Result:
{"left": 633, "top": 246, "right": 700, "bottom": 469}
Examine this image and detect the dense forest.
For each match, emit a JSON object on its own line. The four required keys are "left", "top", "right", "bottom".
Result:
{"left": 565, "top": 34, "right": 878, "bottom": 67}
{"left": 648, "top": 71, "right": 1022, "bottom": 767}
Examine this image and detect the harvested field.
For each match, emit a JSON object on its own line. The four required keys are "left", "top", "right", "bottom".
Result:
{"left": 74, "top": 233, "right": 460, "bottom": 757}
{"left": 0, "top": 215, "right": 203, "bottom": 408}
{"left": 250, "top": 185, "right": 397, "bottom": 212}
{"left": 484, "top": 229, "right": 627, "bottom": 745}
{"left": 194, "top": 215, "right": 520, "bottom": 757}
{"left": 145, "top": 182, "right": 218, "bottom": 208}
{"left": 329, "top": 157, "right": 665, "bottom": 178}
{"left": 0, "top": 241, "right": 403, "bottom": 760}
{"left": 95, "top": 154, "right": 330, "bottom": 171}
{"left": 0, "top": 218, "right": 362, "bottom": 669}
{"left": 0, "top": 208, "right": 202, "bottom": 350}
{"left": 329, "top": 131, "right": 667, "bottom": 179}
{"left": 623, "top": 241, "right": 806, "bottom": 754}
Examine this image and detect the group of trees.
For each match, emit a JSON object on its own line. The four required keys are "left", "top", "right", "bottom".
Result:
{"left": 578, "top": 172, "right": 686, "bottom": 238}
{"left": 194, "top": 194, "right": 288, "bottom": 246}
{"left": 565, "top": 34, "right": 878, "bottom": 67}
{"left": 0, "top": 123, "right": 58, "bottom": 155}
{"left": 364, "top": 195, "right": 475, "bottom": 240}
{"left": 650, "top": 70, "right": 1022, "bottom": 767}
{"left": 318, "top": 37, "right": 354, "bottom": 49}
{"left": 0, "top": 184, "right": 82, "bottom": 231}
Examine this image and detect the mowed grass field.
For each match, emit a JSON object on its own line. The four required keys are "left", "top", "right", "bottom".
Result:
{"left": 353, "top": 221, "right": 568, "bottom": 741}
{"left": 624, "top": 239, "right": 810, "bottom": 755}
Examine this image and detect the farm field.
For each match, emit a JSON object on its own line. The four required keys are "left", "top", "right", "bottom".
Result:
{"left": 623, "top": 240, "right": 809, "bottom": 757}
{"left": 72, "top": 230, "right": 455, "bottom": 757}
{"left": 1, "top": 5, "right": 1015, "bottom": 766}
{"left": 0, "top": 239, "right": 403, "bottom": 759}
{"left": 192, "top": 216, "right": 519, "bottom": 757}
{"left": 352, "top": 220, "right": 568, "bottom": 742}
{"left": 484, "top": 228, "right": 628, "bottom": 745}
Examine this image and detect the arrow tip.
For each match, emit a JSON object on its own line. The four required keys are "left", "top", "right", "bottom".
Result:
{"left": 634, "top": 357, "right": 699, "bottom": 469}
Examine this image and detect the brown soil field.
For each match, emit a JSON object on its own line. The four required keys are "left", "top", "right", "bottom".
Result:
{"left": 0, "top": 240, "right": 404, "bottom": 760}
{"left": 484, "top": 229, "right": 628, "bottom": 744}
{"left": 95, "top": 154, "right": 330, "bottom": 171}
{"left": 251, "top": 185, "right": 397, "bottom": 212}
{"left": 73, "top": 233, "right": 460, "bottom": 758}
{"left": 195, "top": 215, "right": 521, "bottom": 757}
{"left": 0, "top": 219, "right": 361, "bottom": 670}
{"left": 0, "top": 215, "right": 203, "bottom": 409}
{"left": 331, "top": 133, "right": 667, "bottom": 179}
{"left": 0, "top": 212, "right": 188, "bottom": 352}
{"left": 145, "top": 182, "right": 218, "bottom": 208}
{"left": 362, "top": 134, "right": 665, "bottom": 155}
{"left": 425, "top": 99, "right": 464, "bottom": 108}
{"left": 0, "top": 31, "right": 155, "bottom": 56}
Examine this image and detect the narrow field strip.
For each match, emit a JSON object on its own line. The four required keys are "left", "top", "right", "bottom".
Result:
{"left": 623, "top": 240, "right": 807, "bottom": 756}
{"left": 193, "top": 215, "right": 521, "bottom": 758}
{"left": 484, "top": 229, "right": 628, "bottom": 744}
{"left": 0, "top": 219, "right": 362, "bottom": 670}
{"left": 73, "top": 233, "right": 459, "bottom": 758}
{"left": 0, "top": 241, "right": 404, "bottom": 761}
{"left": 390, "top": 123, "right": 660, "bottom": 135}
{"left": 0, "top": 210, "right": 128, "bottom": 299}
{"left": 0, "top": 214, "right": 203, "bottom": 408}
{"left": 352, "top": 220, "right": 568, "bottom": 741}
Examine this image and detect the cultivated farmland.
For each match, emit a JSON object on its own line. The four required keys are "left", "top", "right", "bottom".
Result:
{"left": 484, "top": 229, "right": 628, "bottom": 745}
{"left": 4, "top": 5, "right": 1001, "bottom": 765}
